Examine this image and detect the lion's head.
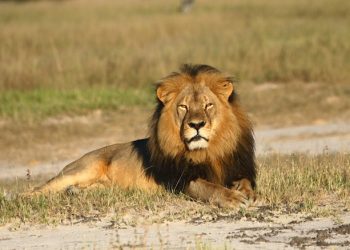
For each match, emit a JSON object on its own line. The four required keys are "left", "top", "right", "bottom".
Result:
{"left": 150, "top": 64, "right": 252, "bottom": 166}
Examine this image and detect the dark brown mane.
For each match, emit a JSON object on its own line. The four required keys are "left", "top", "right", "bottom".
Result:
{"left": 180, "top": 64, "right": 220, "bottom": 77}
{"left": 137, "top": 64, "right": 256, "bottom": 193}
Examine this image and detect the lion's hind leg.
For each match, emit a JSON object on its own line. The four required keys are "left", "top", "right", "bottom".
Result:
{"left": 32, "top": 159, "right": 109, "bottom": 195}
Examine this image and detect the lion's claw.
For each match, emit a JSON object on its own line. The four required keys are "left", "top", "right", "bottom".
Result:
{"left": 214, "top": 189, "right": 252, "bottom": 209}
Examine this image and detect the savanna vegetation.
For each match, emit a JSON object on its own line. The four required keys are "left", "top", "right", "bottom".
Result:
{"left": 0, "top": 0, "right": 349, "bottom": 122}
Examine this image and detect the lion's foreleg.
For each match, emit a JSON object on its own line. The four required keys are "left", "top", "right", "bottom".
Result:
{"left": 231, "top": 178, "right": 256, "bottom": 202}
{"left": 185, "top": 178, "right": 249, "bottom": 209}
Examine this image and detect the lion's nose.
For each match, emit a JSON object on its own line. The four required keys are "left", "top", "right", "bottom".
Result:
{"left": 188, "top": 121, "right": 206, "bottom": 130}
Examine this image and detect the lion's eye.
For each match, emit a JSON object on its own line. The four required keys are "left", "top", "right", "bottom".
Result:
{"left": 178, "top": 104, "right": 188, "bottom": 111}
{"left": 205, "top": 103, "right": 214, "bottom": 110}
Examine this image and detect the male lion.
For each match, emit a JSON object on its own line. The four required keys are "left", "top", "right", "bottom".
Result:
{"left": 32, "top": 64, "right": 256, "bottom": 208}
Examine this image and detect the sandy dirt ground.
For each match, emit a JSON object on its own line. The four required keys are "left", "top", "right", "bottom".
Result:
{"left": 2, "top": 121, "right": 349, "bottom": 180}
{"left": 0, "top": 214, "right": 350, "bottom": 249}
{"left": 0, "top": 117, "right": 349, "bottom": 249}
{"left": 1, "top": 213, "right": 349, "bottom": 249}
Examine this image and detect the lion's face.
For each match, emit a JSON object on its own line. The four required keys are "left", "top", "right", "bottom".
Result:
{"left": 174, "top": 85, "right": 218, "bottom": 150}
{"left": 155, "top": 67, "right": 242, "bottom": 159}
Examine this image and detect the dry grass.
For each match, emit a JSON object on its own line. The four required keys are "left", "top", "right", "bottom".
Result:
{"left": 257, "top": 153, "right": 350, "bottom": 211}
{"left": 0, "top": 0, "right": 349, "bottom": 122}
{"left": 1, "top": 0, "right": 349, "bottom": 89}
{"left": 1, "top": 153, "right": 349, "bottom": 226}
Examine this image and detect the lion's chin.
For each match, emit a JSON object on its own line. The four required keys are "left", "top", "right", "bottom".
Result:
{"left": 187, "top": 139, "right": 209, "bottom": 151}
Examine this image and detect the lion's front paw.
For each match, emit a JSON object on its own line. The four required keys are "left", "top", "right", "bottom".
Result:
{"left": 211, "top": 189, "right": 250, "bottom": 209}
{"left": 232, "top": 178, "right": 256, "bottom": 203}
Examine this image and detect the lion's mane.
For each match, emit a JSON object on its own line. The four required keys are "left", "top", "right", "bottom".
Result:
{"left": 133, "top": 64, "right": 256, "bottom": 193}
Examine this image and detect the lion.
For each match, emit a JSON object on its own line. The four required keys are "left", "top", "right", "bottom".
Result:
{"left": 31, "top": 64, "right": 256, "bottom": 208}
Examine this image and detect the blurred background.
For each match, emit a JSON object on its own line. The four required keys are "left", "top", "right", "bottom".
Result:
{"left": 0, "top": 0, "right": 349, "bottom": 169}
{"left": 1, "top": 0, "right": 349, "bottom": 120}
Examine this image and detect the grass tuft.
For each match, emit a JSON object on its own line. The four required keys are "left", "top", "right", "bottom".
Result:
{"left": 257, "top": 153, "right": 350, "bottom": 210}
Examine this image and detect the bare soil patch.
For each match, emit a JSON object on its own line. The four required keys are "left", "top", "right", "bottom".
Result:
{"left": 1, "top": 212, "right": 349, "bottom": 249}
{"left": 1, "top": 112, "right": 348, "bottom": 181}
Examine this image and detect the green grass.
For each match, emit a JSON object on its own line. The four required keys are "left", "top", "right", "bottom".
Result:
{"left": 0, "top": 87, "right": 153, "bottom": 121}
{"left": 1, "top": 81, "right": 349, "bottom": 124}
{"left": 1, "top": 153, "right": 349, "bottom": 226}
{"left": 0, "top": 0, "right": 349, "bottom": 121}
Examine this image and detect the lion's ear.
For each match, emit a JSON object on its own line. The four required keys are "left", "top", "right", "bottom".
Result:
{"left": 215, "top": 81, "right": 234, "bottom": 101}
{"left": 156, "top": 83, "right": 176, "bottom": 104}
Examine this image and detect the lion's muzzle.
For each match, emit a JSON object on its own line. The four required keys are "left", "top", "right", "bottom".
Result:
{"left": 185, "top": 128, "right": 210, "bottom": 150}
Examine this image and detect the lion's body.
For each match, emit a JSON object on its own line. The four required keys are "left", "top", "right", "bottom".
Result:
{"left": 34, "top": 64, "right": 256, "bottom": 208}
{"left": 39, "top": 140, "right": 159, "bottom": 193}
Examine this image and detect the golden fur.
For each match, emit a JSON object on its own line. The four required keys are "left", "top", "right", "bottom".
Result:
{"left": 30, "top": 64, "right": 256, "bottom": 208}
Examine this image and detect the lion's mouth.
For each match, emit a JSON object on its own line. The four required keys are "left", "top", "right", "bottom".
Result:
{"left": 185, "top": 135, "right": 209, "bottom": 150}
{"left": 187, "top": 135, "right": 209, "bottom": 143}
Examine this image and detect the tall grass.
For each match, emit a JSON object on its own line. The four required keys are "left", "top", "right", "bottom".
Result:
{"left": 0, "top": 0, "right": 349, "bottom": 121}
{"left": 0, "top": 0, "right": 349, "bottom": 91}
{"left": 257, "top": 153, "right": 350, "bottom": 207}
